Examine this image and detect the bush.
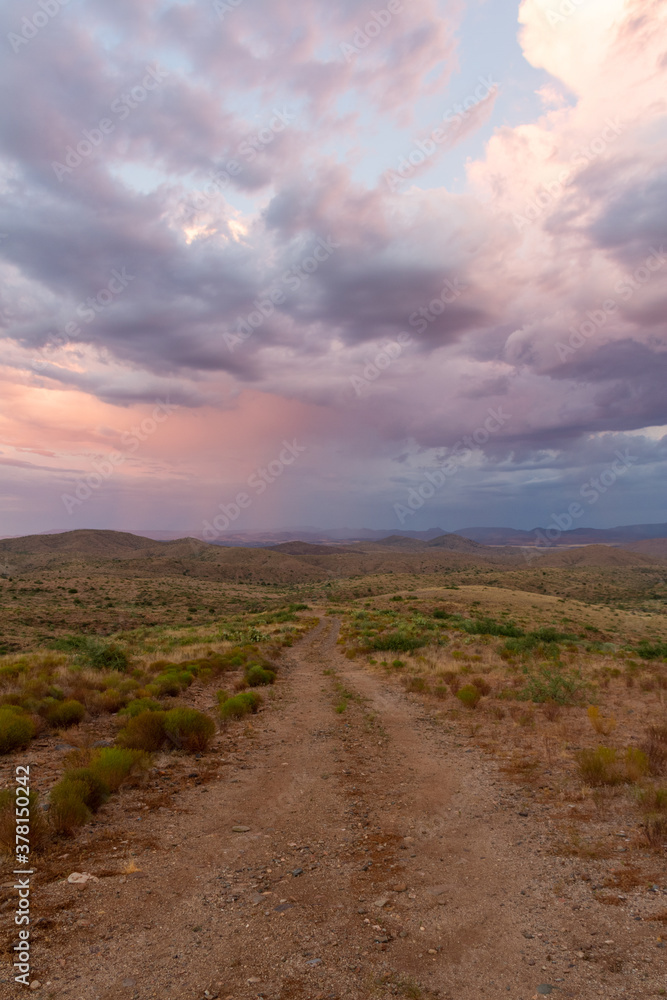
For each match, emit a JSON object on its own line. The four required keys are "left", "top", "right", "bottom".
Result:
{"left": 90, "top": 747, "right": 147, "bottom": 792}
{"left": 0, "top": 708, "right": 36, "bottom": 754}
{"left": 577, "top": 747, "right": 623, "bottom": 786}
{"left": 517, "top": 666, "right": 583, "bottom": 705}
{"left": 61, "top": 768, "right": 110, "bottom": 811}
{"left": 625, "top": 747, "right": 649, "bottom": 781}
{"left": 219, "top": 691, "right": 262, "bottom": 721}
{"left": 49, "top": 782, "right": 90, "bottom": 835}
{"left": 0, "top": 789, "right": 49, "bottom": 854}
{"left": 150, "top": 670, "right": 195, "bottom": 697}
{"left": 642, "top": 725, "right": 667, "bottom": 775}
{"left": 456, "top": 685, "right": 481, "bottom": 709}
{"left": 118, "top": 711, "right": 167, "bottom": 751}
{"left": 371, "top": 632, "right": 424, "bottom": 652}
{"left": 245, "top": 664, "right": 276, "bottom": 687}
{"left": 120, "top": 698, "right": 163, "bottom": 718}
{"left": 471, "top": 676, "right": 492, "bottom": 697}
{"left": 164, "top": 708, "right": 216, "bottom": 753}
{"left": 587, "top": 705, "right": 617, "bottom": 735}
{"left": 404, "top": 676, "right": 428, "bottom": 693}
{"left": 88, "top": 642, "right": 130, "bottom": 671}
{"left": 45, "top": 699, "right": 86, "bottom": 728}
{"left": 433, "top": 684, "right": 449, "bottom": 700}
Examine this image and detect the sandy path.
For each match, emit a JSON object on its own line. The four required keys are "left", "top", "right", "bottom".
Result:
{"left": 11, "top": 617, "right": 665, "bottom": 1000}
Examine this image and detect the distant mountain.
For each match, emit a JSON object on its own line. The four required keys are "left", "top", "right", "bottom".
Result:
{"left": 455, "top": 523, "right": 667, "bottom": 547}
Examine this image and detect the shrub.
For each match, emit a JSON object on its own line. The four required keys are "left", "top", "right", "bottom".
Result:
{"left": 118, "top": 711, "right": 167, "bottom": 751}
{"left": 577, "top": 747, "right": 623, "bottom": 786}
{"left": 0, "top": 708, "right": 36, "bottom": 754}
{"left": 404, "top": 676, "right": 428, "bottom": 693}
{"left": 90, "top": 747, "right": 147, "bottom": 792}
{"left": 245, "top": 664, "right": 276, "bottom": 687}
{"left": 625, "top": 747, "right": 649, "bottom": 782}
{"left": 61, "top": 768, "right": 110, "bottom": 811}
{"left": 219, "top": 691, "right": 262, "bottom": 721}
{"left": 45, "top": 699, "right": 86, "bottom": 728}
{"left": 120, "top": 698, "right": 163, "bottom": 718}
{"left": 643, "top": 815, "right": 667, "bottom": 848}
{"left": 49, "top": 782, "right": 90, "bottom": 835}
{"left": 638, "top": 787, "right": 667, "bottom": 813}
{"left": 542, "top": 701, "right": 561, "bottom": 722}
{"left": 456, "top": 685, "right": 481, "bottom": 709}
{"left": 587, "top": 705, "right": 617, "bottom": 735}
{"left": 88, "top": 642, "right": 130, "bottom": 671}
{"left": 0, "top": 789, "right": 49, "bottom": 854}
{"left": 371, "top": 632, "right": 424, "bottom": 653}
{"left": 518, "top": 666, "right": 584, "bottom": 705}
{"left": 471, "top": 676, "right": 492, "bottom": 697}
{"left": 150, "top": 670, "right": 195, "bottom": 697}
{"left": 163, "top": 708, "right": 216, "bottom": 753}
{"left": 642, "top": 725, "right": 667, "bottom": 775}
{"left": 433, "top": 684, "right": 449, "bottom": 700}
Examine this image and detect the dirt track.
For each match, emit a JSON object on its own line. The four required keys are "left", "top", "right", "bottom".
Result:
{"left": 7, "top": 618, "right": 665, "bottom": 999}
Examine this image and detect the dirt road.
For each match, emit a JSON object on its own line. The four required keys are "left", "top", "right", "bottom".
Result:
{"left": 10, "top": 618, "right": 665, "bottom": 999}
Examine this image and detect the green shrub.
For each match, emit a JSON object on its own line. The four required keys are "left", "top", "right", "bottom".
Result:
{"left": 0, "top": 708, "right": 36, "bottom": 754}
{"left": 245, "top": 664, "right": 276, "bottom": 687}
{"left": 164, "top": 708, "right": 216, "bottom": 753}
{"left": 118, "top": 711, "right": 167, "bottom": 751}
{"left": 434, "top": 684, "right": 449, "bottom": 700}
{"left": 88, "top": 642, "right": 130, "bottom": 671}
{"left": 456, "top": 685, "right": 481, "bottom": 709}
{"left": 0, "top": 788, "right": 49, "bottom": 854}
{"left": 45, "top": 699, "right": 86, "bottom": 728}
{"left": 120, "top": 698, "right": 163, "bottom": 717}
{"left": 371, "top": 632, "right": 423, "bottom": 652}
{"left": 90, "top": 747, "right": 147, "bottom": 791}
{"left": 150, "top": 670, "right": 195, "bottom": 697}
{"left": 517, "top": 666, "right": 584, "bottom": 705}
{"left": 49, "top": 782, "right": 91, "bottom": 835}
{"left": 218, "top": 691, "right": 262, "bottom": 721}
{"left": 61, "top": 768, "right": 109, "bottom": 811}
{"left": 404, "top": 676, "right": 428, "bottom": 693}
{"left": 576, "top": 746, "right": 623, "bottom": 786}
{"left": 625, "top": 747, "right": 649, "bottom": 781}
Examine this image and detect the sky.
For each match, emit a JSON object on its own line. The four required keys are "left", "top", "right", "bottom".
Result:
{"left": 0, "top": 0, "right": 666, "bottom": 538}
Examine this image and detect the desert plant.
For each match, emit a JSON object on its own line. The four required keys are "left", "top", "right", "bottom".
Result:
{"left": 625, "top": 747, "right": 650, "bottom": 782}
{"left": 163, "top": 708, "right": 216, "bottom": 752}
{"left": 117, "top": 710, "right": 167, "bottom": 751}
{"left": 433, "top": 684, "right": 448, "bottom": 700}
{"left": 642, "top": 725, "right": 667, "bottom": 776}
{"left": 638, "top": 787, "right": 667, "bottom": 812}
{"left": 404, "top": 677, "right": 428, "bottom": 693}
{"left": 61, "top": 768, "right": 110, "bottom": 811}
{"left": 218, "top": 691, "right": 262, "bottom": 721}
{"left": 46, "top": 699, "right": 86, "bottom": 728}
{"left": 245, "top": 664, "right": 276, "bottom": 687}
{"left": 542, "top": 701, "right": 562, "bottom": 722}
{"left": 119, "top": 698, "right": 163, "bottom": 717}
{"left": 456, "top": 684, "right": 481, "bottom": 709}
{"left": 577, "top": 746, "right": 623, "bottom": 786}
{"left": 90, "top": 747, "right": 147, "bottom": 792}
{"left": 48, "top": 782, "right": 90, "bottom": 835}
{"left": 642, "top": 814, "right": 667, "bottom": 848}
{"left": 587, "top": 705, "right": 617, "bottom": 736}
{"left": 0, "top": 707, "right": 36, "bottom": 754}
{"left": 0, "top": 789, "right": 49, "bottom": 854}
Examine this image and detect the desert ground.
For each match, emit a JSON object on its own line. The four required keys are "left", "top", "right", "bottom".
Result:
{"left": 1, "top": 531, "right": 666, "bottom": 999}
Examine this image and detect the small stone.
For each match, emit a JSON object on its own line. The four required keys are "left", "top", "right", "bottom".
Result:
{"left": 247, "top": 977, "right": 261, "bottom": 984}
{"left": 292, "top": 868, "right": 303, "bottom": 877}
{"left": 29, "top": 983, "right": 41, "bottom": 991}
{"left": 307, "top": 958, "right": 323, "bottom": 966}
{"left": 122, "top": 979, "right": 136, "bottom": 988}
{"left": 392, "top": 884, "right": 408, "bottom": 893}
{"left": 374, "top": 896, "right": 390, "bottom": 908}
{"left": 232, "top": 826, "right": 250, "bottom": 833}
{"left": 604, "top": 940, "right": 614, "bottom": 945}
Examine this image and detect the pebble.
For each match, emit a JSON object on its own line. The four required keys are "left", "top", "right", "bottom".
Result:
{"left": 29, "top": 983, "right": 41, "bottom": 991}
{"left": 392, "top": 884, "right": 408, "bottom": 893}
{"left": 232, "top": 826, "right": 250, "bottom": 833}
